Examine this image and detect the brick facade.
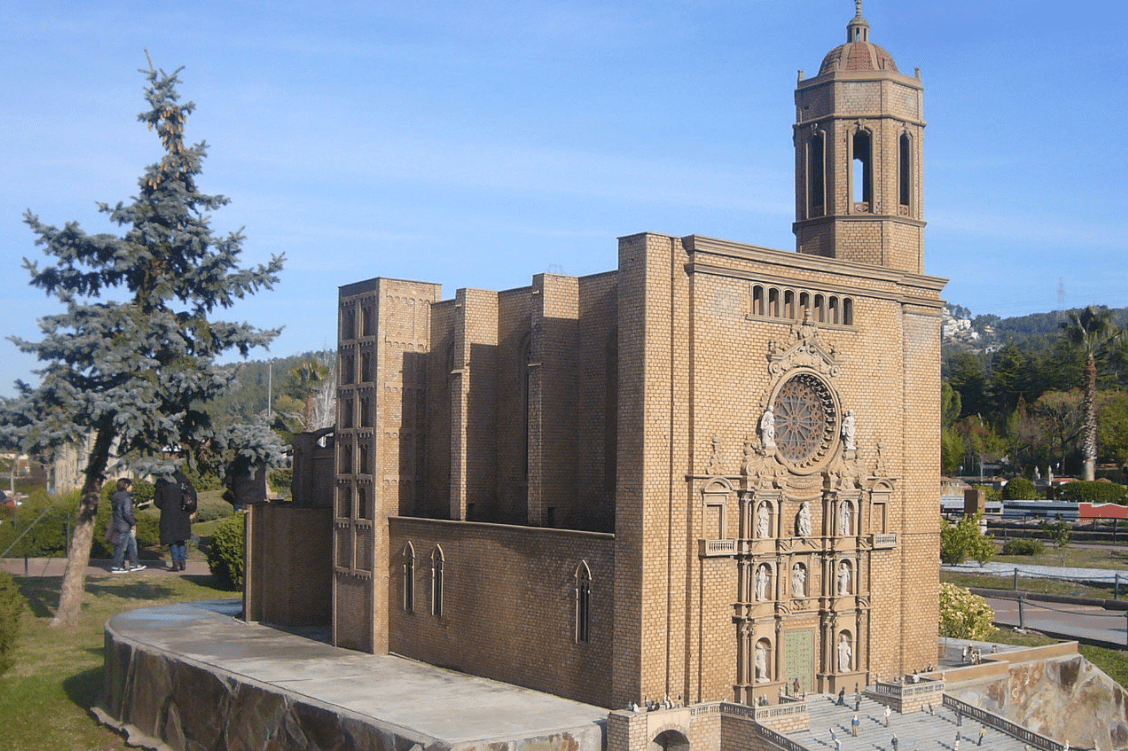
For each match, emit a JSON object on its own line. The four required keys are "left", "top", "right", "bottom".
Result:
{"left": 250, "top": 7, "right": 946, "bottom": 748}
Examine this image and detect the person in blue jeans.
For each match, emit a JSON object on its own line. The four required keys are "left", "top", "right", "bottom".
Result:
{"left": 154, "top": 450, "right": 197, "bottom": 571}
{"left": 110, "top": 478, "right": 146, "bottom": 573}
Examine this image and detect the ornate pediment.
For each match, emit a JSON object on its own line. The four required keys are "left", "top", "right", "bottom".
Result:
{"left": 767, "top": 313, "right": 841, "bottom": 378}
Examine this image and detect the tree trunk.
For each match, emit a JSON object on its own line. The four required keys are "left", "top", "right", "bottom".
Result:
{"left": 50, "top": 425, "right": 114, "bottom": 627}
{"left": 1082, "top": 354, "right": 1098, "bottom": 482}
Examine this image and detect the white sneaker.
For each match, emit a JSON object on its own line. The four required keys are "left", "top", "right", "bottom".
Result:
{"left": 130, "top": 564, "right": 147, "bottom": 572}
{"left": 111, "top": 567, "right": 129, "bottom": 574}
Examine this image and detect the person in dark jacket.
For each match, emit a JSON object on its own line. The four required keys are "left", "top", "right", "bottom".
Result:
{"left": 110, "top": 478, "right": 146, "bottom": 573}
{"left": 154, "top": 458, "right": 197, "bottom": 572}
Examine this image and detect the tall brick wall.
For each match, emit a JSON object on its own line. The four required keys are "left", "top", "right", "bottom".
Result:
{"left": 244, "top": 505, "right": 333, "bottom": 627}
{"left": 387, "top": 517, "right": 615, "bottom": 707}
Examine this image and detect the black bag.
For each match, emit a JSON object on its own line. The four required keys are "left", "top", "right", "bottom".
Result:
{"left": 180, "top": 482, "right": 198, "bottom": 514}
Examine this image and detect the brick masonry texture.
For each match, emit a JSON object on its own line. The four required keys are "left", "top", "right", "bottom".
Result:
{"left": 248, "top": 10, "right": 947, "bottom": 750}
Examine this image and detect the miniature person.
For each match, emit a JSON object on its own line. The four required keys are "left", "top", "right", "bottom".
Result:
{"left": 884, "top": 706, "right": 891, "bottom": 727}
{"left": 851, "top": 713, "right": 860, "bottom": 737}
{"left": 854, "top": 684, "right": 861, "bottom": 711}
{"left": 892, "top": 734, "right": 899, "bottom": 751}
{"left": 837, "top": 687, "right": 846, "bottom": 706}
{"left": 109, "top": 478, "right": 146, "bottom": 574}
{"left": 154, "top": 448, "right": 198, "bottom": 572}
{"left": 797, "top": 501, "right": 812, "bottom": 537}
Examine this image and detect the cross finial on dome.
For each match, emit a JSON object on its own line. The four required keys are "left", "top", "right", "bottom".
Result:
{"left": 855, "top": 0, "right": 864, "bottom": 18}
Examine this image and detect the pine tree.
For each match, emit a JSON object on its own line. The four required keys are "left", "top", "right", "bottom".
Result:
{"left": 0, "top": 57, "right": 284, "bottom": 626}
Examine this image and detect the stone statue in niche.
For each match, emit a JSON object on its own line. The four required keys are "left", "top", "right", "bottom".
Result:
{"left": 838, "top": 634, "right": 852, "bottom": 672}
{"left": 755, "top": 641, "right": 769, "bottom": 682}
{"left": 757, "top": 502, "right": 771, "bottom": 538}
{"left": 841, "top": 409, "right": 857, "bottom": 453}
{"left": 797, "top": 501, "right": 812, "bottom": 537}
{"left": 838, "top": 561, "right": 851, "bottom": 595}
{"left": 760, "top": 405, "right": 776, "bottom": 449}
{"left": 839, "top": 500, "right": 853, "bottom": 536}
{"left": 756, "top": 564, "right": 771, "bottom": 601}
{"left": 791, "top": 563, "right": 806, "bottom": 598}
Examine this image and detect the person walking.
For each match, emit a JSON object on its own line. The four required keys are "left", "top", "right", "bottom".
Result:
{"left": 109, "top": 478, "right": 146, "bottom": 573}
{"left": 884, "top": 706, "right": 891, "bottom": 727}
{"left": 154, "top": 451, "right": 197, "bottom": 571}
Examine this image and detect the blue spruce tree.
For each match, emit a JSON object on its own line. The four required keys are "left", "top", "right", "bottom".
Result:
{"left": 1, "top": 57, "right": 284, "bottom": 626}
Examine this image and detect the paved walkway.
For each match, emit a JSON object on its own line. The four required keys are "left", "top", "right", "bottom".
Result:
{"left": 944, "top": 561, "right": 1128, "bottom": 648}
{"left": 107, "top": 600, "right": 607, "bottom": 746}
{"left": 793, "top": 694, "right": 1029, "bottom": 751}
{"left": 943, "top": 561, "right": 1126, "bottom": 586}
{"left": 1, "top": 556, "right": 211, "bottom": 578}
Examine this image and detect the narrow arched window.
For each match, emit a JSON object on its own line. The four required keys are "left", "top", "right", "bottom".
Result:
{"left": 814, "top": 294, "right": 826, "bottom": 323}
{"left": 808, "top": 132, "right": 825, "bottom": 217}
{"left": 575, "top": 562, "right": 592, "bottom": 643}
{"left": 768, "top": 288, "right": 780, "bottom": 318}
{"left": 852, "top": 130, "right": 873, "bottom": 209}
{"left": 899, "top": 133, "right": 912, "bottom": 208}
{"left": 431, "top": 547, "right": 444, "bottom": 617}
{"left": 752, "top": 285, "right": 765, "bottom": 316}
{"left": 784, "top": 290, "right": 795, "bottom": 319}
{"left": 843, "top": 298, "right": 854, "bottom": 326}
{"left": 403, "top": 544, "right": 415, "bottom": 612}
{"left": 829, "top": 296, "right": 840, "bottom": 325}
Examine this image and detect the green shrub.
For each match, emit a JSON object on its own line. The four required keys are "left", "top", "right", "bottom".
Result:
{"left": 1058, "top": 480, "right": 1128, "bottom": 504}
{"left": 1002, "top": 477, "right": 1038, "bottom": 500}
{"left": 205, "top": 513, "right": 245, "bottom": 590}
{"left": 0, "top": 571, "right": 26, "bottom": 678}
{"left": 183, "top": 467, "right": 222, "bottom": 492}
{"left": 1002, "top": 538, "right": 1044, "bottom": 556}
{"left": 939, "top": 582, "right": 995, "bottom": 640}
{"left": 941, "top": 513, "right": 995, "bottom": 565}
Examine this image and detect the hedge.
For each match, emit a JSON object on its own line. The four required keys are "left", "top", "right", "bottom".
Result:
{"left": 205, "top": 513, "right": 245, "bottom": 590}
{"left": 1058, "top": 481, "right": 1128, "bottom": 504}
{"left": 0, "top": 571, "right": 25, "bottom": 678}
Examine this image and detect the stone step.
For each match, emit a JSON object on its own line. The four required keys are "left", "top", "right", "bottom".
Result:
{"left": 789, "top": 695, "right": 1032, "bottom": 751}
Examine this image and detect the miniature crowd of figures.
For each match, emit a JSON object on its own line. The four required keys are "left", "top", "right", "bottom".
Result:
{"left": 960, "top": 645, "right": 995, "bottom": 665}
{"left": 626, "top": 695, "right": 683, "bottom": 712}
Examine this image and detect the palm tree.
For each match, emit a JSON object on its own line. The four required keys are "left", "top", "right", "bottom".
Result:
{"left": 1061, "top": 306, "right": 1121, "bottom": 481}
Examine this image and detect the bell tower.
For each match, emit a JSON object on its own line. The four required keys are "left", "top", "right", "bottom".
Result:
{"left": 793, "top": 1, "right": 925, "bottom": 274}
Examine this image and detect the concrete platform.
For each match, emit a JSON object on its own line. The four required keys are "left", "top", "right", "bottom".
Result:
{"left": 98, "top": 599, "right": 608, "bottom": 751}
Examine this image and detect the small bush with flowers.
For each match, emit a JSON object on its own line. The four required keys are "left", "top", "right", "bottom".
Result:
{"left": 939, "top": 582, "right": 995, "bottom": 641}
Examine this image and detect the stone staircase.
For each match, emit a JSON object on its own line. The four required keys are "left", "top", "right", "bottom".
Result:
{"left": 787, "top": 694, "right": 1034, "bottom": 751}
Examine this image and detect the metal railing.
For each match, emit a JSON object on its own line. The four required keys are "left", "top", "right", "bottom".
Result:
{"left": 942, "top": 694, "right": 1063, "bottom": 751}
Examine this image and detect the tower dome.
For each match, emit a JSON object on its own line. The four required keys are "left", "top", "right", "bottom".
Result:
{"left": 818, "top": 0, "right": 898, "bottom": 74}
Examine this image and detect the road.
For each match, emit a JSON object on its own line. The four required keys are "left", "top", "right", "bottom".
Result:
{"left": 986, "top": 594, "right": 1128, "bottom": 649}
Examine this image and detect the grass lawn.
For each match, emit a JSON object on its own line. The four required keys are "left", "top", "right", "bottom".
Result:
{"left": 991, "top": 543, "right": 1128, "bottom": 571}
{"left": 941, "top": 570, "right": 1121, "bottom": 600}
{"left": 0, "top": 572, "right": 238, "bottom": 751}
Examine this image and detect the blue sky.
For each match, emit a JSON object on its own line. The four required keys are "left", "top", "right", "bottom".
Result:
{"left": 2, "top": 0, "right": 1126, "bottom": 396}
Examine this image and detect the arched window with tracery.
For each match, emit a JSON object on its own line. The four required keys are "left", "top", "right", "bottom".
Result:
{"left": 575, "top": 562, "right": 592, "bottom": 643}
{"left": 430, "top": 547, "right": 444, "bottom": 617}
{"left": 402, "top": 543, "right": 415, "bottom": 612}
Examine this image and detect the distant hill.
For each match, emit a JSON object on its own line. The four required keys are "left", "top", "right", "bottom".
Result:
{"left": 944, "top": 305, "right": 1128, "bottom": 354}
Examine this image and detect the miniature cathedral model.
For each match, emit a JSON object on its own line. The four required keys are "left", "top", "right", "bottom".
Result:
{"left": 248, "top": 1, "right": 945, "bottom": 713}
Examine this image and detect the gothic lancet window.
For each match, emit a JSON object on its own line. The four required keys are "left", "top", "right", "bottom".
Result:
{"left": 431, "top": 547, "right": 444, "bottom": 617}
{"left": 852, "top": 130, "right": 873, "bottom": 209}
{"left": 809, "top": 132, "right": 826, "bottom": 217}
{"left": 575, "top": 562, "right": 592, "bottom": 643}
{"left": 899, "top": 133, "right": 912, "bottom": 208}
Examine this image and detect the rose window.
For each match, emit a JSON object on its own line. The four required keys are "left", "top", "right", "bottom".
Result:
{"left": 773, "top": 373, "right": 836, "bottom": 468}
